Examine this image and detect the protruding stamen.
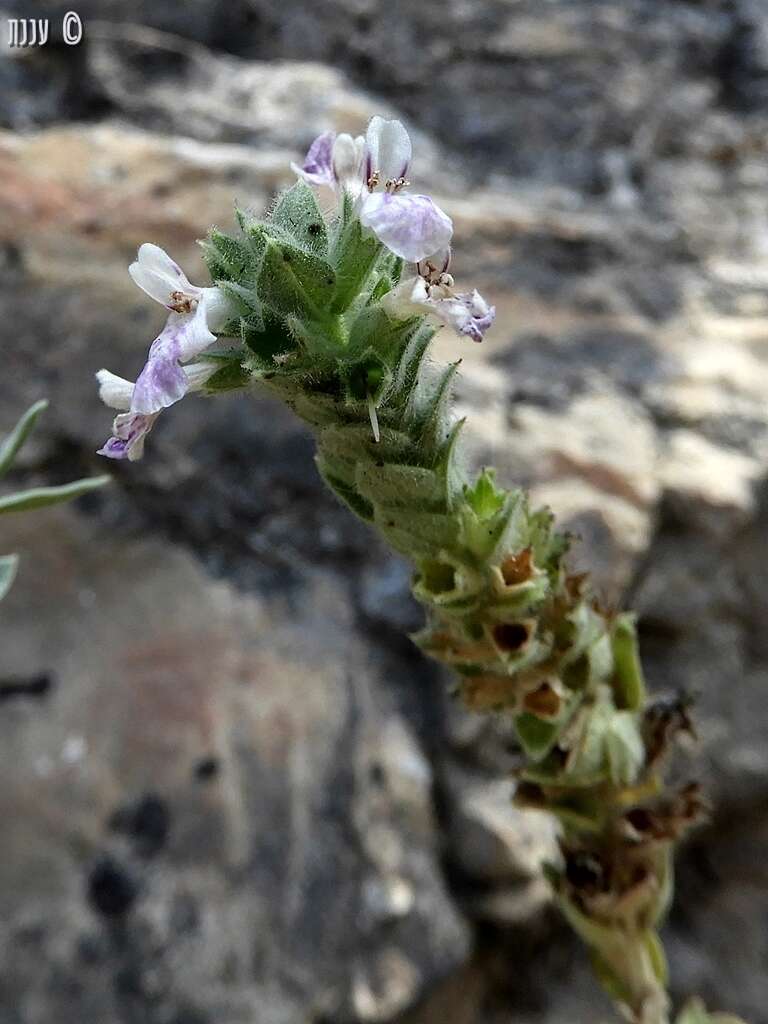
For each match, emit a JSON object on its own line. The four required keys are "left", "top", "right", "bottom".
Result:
{"left": 417, "top": 250, "right": 453, "bottom": 288}
{"left": 168, "top": 290, "right": 199, "bottom": 314}
{"left": 367, "top": 171, "right": 380, "bottom": 192}
{"left": 367, "top": 393, "right": 381, "bottom": 444}
{"left": 384, "top": 177, "right": 410, "bottom": 193}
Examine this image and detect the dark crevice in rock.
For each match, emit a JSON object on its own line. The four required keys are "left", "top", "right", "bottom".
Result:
{"left": 109, "top": 794, "right": 171, "bottom": 859}
{"left": 87, "top": 856, "right": 139, "bottom": 918}
{"left": 192, "top": 756, "right": 219, "bottom": 782}
{"left": 0, "top": 673, "right": 54, "bottom": 700}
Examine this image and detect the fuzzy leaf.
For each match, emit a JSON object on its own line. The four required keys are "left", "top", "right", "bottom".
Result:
{"left": 202, "top": 357, "right": 252, "bottom": 393}
{"left": 202, "top": 229, "right": 259, "bottom": 282}
{"left": 329, "top": 192, "right": 383, "bottom": 313}
{"left": 270, "top": 181, "right": 329, "bottom": 255}
{"left": 259, "top": 238, "right": 337, "bottom": 316}
{"left": 407, "top": 360, "right": 461, "bottom": 457}
{"left": 356, "top": 462, "right": 443, "bottom": 510}
{"left": 241, "top": 312, "right": 296, "bottom": 368}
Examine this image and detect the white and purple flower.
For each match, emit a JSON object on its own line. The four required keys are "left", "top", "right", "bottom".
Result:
{"left": 97, "top": 245, "right": 230, "bottom": 461}
{"left": 96, "top": 361, "right": 219, "bottom": 461}
{"left": 294, "top": 116, "right": 453, "bottom": 264}
{"left": 291, "top": 130, "right": 366, "bottom": 195}
{"left": 382, "top": 249, "right": 496, "bottom": 343}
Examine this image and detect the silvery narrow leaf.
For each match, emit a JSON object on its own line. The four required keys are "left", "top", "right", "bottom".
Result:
{"left": 0, "top": 400, "right": 48, "bottom": 479}
{"left": 0, "top": 476, "right": 110, "bottom": 516}
{"left": 0, "top": 553, "right": 19, "bottom": 601}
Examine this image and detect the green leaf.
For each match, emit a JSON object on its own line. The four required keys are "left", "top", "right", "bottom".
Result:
{"left": 201, "top": 358, "right": 252, "bottom": 393}
{"left": 201, "top": 229, "right": 259, "bottom": 282}
{"left": 0, "top": 400, "right": 48, "bottom": 479}
{"left": 315, "top": 462, "right": 374, "bottom": 522}
{"left": 0, "top": 475, "right": 110, "bottom": 516}
{"left": 408, "top": 360, "right": 461, "bottom": 456}
{"left": 270, "top": 181, "right": 329, "bottom": 255}
{"left": 329, "top": 192, "right": 382, "bottom": 313}
{"left": 389, "top": 323, "right": 432, "bottom": 399}
{"left": 355, "top": 462, "right": 443, "bottom": 510}
{"left": 259, "top": 238, "right": 337, "bottom": 317}
{"left": 241, "top": 312, "right": 296, "bottom": 368}
{"left": 217, "top": 280, "right": 263, "bottom": 320}
{"left": 0, "top": 553, "right": 19, "bottom": 601}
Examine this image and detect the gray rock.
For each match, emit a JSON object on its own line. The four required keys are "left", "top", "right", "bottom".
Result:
{"left": 0, "top": 507, "right": 469, "bottom": 1023}
{"left": 3, "top": 5, "right": 768, "bottom": 1022}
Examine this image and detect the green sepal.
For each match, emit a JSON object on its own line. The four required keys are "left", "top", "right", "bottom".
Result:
{"left": 515, "top": 712, "right": 562, "bottom": 760}
{"left": 486, "top": 491, "right": 530, "bottom": 564}
{"left": 611, "top": 612, "right": 646, "bottom": 710}
{"left": 411, "top": 551, "right": 483, "bottom": 607}
{"left": 343, "top": 351, "right": 390, "bottom": 404}
{"left": 464, "top": 468, "right": 507, "bottom": 521}
{"left": 564, "top": 690, "right": 645, "bottom": 787}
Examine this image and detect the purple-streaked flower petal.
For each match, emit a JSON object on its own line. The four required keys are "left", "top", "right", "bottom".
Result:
{"left": 382, "top": 276, "right": 495, "bottom": 343}
{"left": 97, "top": 412, "right": 158, "bottom": 462}
{"left": 97, "top": 361, "right": 220, "bottom": 414}
{"left": 129, "top": 243, "right": 196, "bottom": 307}
{"left": 365, "top": 116, "right": 412, "bottom": 182}
{"left": 455, "top": 289, "right": 496, "bottom": 342}
{"left": 291, "top": 131, "right": 336, "bottom": 188}
{"left": 132, "top": 352, "right": 188, "bottom": 416}
{"left": 130, "top": 306, "right": 216, "bottom": 415}
{"left": 359, "top": 192, "right": 453, "bottom": 263}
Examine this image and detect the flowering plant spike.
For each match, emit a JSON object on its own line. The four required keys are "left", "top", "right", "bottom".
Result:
{"left": 96, "top": 118, "right": 747, "bottom": 1024}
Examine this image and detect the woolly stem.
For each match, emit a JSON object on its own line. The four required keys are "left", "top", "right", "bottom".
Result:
{"left": 273, "top": 347, "right": 677, "bottom": 1024}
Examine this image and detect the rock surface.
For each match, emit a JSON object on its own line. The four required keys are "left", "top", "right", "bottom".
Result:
{"left": 1, "top": 5, "right": 768, "bottom": 1023}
